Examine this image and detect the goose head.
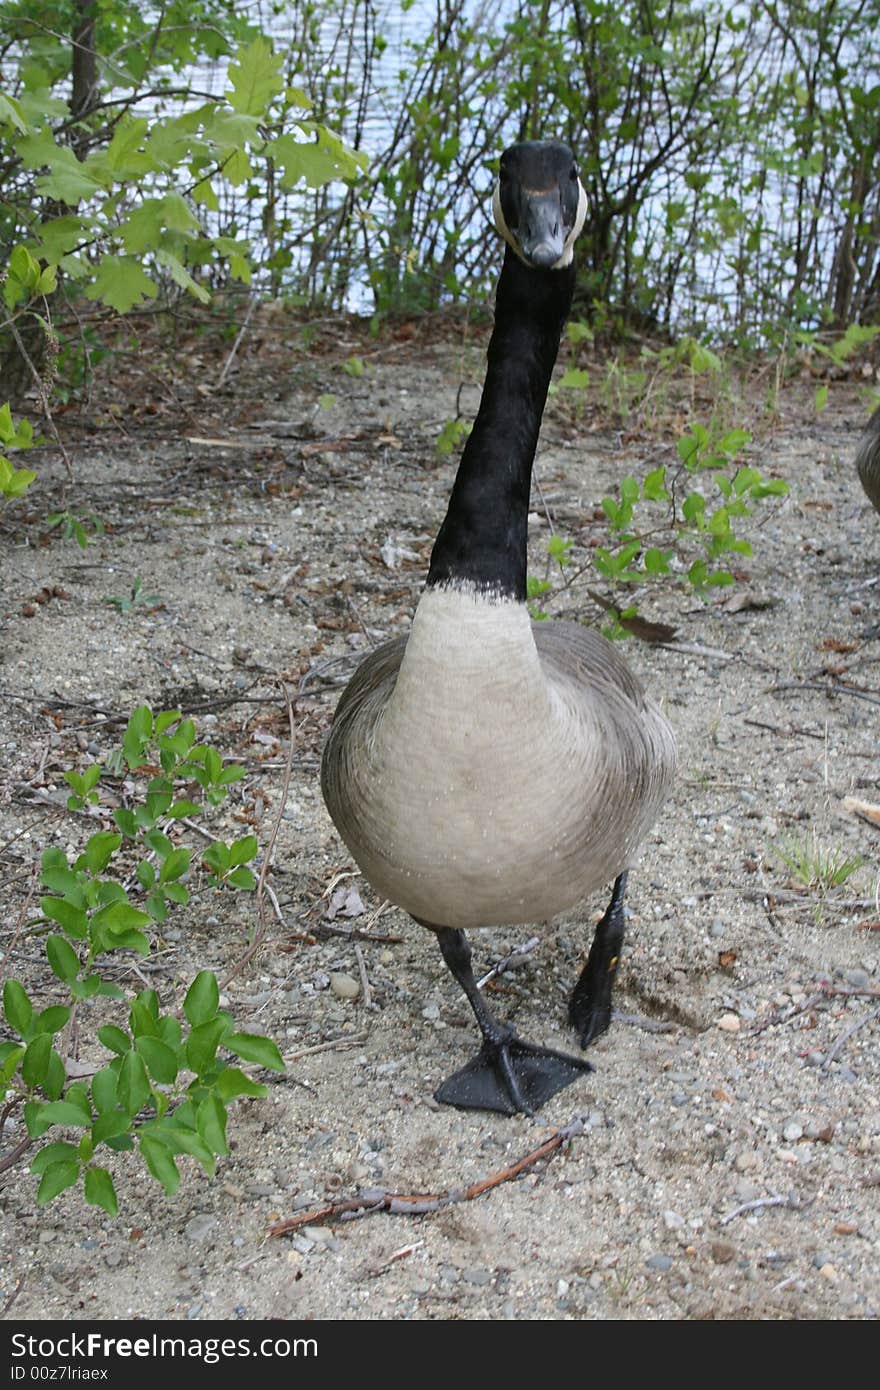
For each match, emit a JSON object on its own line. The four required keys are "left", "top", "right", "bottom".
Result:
{"left": 493, "top": 139, "right": 587, "bottom": 270}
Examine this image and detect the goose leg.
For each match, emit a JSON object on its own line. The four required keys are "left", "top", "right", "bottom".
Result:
{"left": 569, "top": 871, "right": 628, "bottom": 1047}
{"left": 433, "top": 926, "right": 593, "bottom": 1116}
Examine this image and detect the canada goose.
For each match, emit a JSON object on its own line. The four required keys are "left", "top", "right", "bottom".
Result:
{"left": 856, "top": 403, "right": 880, "bottom": 512}
{"left": 321, "top": 141, "right": 676, "bottom": 1116}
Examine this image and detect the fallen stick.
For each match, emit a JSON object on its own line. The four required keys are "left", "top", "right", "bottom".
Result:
{"left": 267, "top": 1111, "right": 590, "bottom": 1237}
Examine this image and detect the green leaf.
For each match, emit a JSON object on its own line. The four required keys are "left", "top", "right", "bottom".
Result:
{"left": 98, "top": 1025, "right": 131, "bottom": 1056}
{"left": 84, "top": 1166, "right": 118, "bottom": 1217}
{"left": 113, "top": 808, "right": 138, "bottom": 838}
{"left": 160, "top": 847, "right": 192, "bottom": 883}
{"left": 136, "top": 1036, "right": 179, "bottom": 1085}
{"left": 91, "top": 900, "right": 151, "bottom": 936}
{"left": 30, "top": 1141, "right": 80, "bottom": 1175}
{"left": 197, "top": 1095, "right": 228, "bottom": 1155}
{"left": 83, "top": 831, "right": 122, "bottom": 874}
{"left": 44, "top": 1049, "right": 66, "bottom": 1101}
{"left": 557, "top": 367, "right": 589, "bottom": 389}
{"left": 227, "top": 866, "right": 256, "bottom": 890}
{"left": 139, "top": 1135, "right": 180, "bottom": 1196}
{"left": 642, "top": 466, "right": 668, "bottom": 501}
{"left": 215, "top": 1067, "right": 269, "bottom": 1101}
{"left": 186, "top": 1018, "right": 229, "bottom": 1075}
{"left": 815, "top": 383, "right": 829, "bottom": 413}
{"left": 0, "top": 91, "right": 27, "bottom": 133}
{"left": 41, "top": 897, "right": 88, "bottom": 939}
{"left": 3, "top": 979, "right": 33, "bottom": 1036}
{"left": 3, "top": 244, "right": 41, "bottom": 310}
{"left": 85, "top": 256, "right": 158, "bottom": 314}
{"left": 22, "top": 1034, "right": 52, "bottom": 1088}
{"left": 25, "top": 1099, "right": 91, "bottom": 1137}
{"left": 63, "top": 1082, "right": 92, "bottom": 1119}
{"left": 184, "top": 970, "right": 219, "bottom": 1026}
{"left": 227, "top": 37, "right": 285, "bottom": 116}
{"left": 0, "top": 1043, "right": 25, "bottom": 1085}
{"left": 37, "top": 1160, "right": 80, "bottom": 1204}
{"left": 117, "top": 1051, "right": 151, "bottom": 1115}
{"left": 33, "top": 1006, "right": 71, "bottom": 1036}
{"left": 92, "top": 1109, "right": 133, "bottom": 1144}
{"left": 226, "top": 1032, "right": 286, "bottom": 1073}
{"left": 91, "top": 1066, "right": 119, "bottom": 1114}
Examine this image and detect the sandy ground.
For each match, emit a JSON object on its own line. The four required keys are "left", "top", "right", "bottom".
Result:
{"left": 1, "top": 313, "right": 879, "bottom": 1321}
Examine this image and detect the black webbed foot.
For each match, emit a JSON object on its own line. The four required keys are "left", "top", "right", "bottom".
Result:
{"left": 432, "top": 925, "right": 592, "bottom": 1116}
{"left": 435, "top": 1031, "right": 593, "bottom": 1116}
{"left": 569, "top": 871, "right": 628, "bottom": 1048}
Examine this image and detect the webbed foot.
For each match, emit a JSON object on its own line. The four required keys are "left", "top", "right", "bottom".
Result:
{"left": 435, "top": 1030, "right": 593, "bottom": 1116}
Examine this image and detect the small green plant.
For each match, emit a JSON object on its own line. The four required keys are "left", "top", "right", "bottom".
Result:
{"left": 343, "top": 354, "right": 366, "bottom": 378}
{"left": 527, "top": 533, "right": 574, "bottom": 619}
{"left": 0, "top": 706, "right": 282, "bottom": 1214}
{"left": 0, "top": 402, "right": 37, "bottom": 503}
{"left": 775, "top": 834, "right": 865, "bottom": 895}
{"left": 435, "top": 416, "right": 471, "bottom": 459}
{"left": 47, "top": 510, "right": 105, "bottom": 550}
{"left": 594, "top": 421, "right": 788, "bottom": 631}
{"left": 103, "top": 577, "right": 162, "bottom": 613}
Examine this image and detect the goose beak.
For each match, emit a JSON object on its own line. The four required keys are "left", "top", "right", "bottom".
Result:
{"left": 518, "top": 191, "right": 566, "bottom": 269}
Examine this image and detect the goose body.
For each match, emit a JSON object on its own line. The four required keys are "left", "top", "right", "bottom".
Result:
{"left": 856, "top": 403, "right": 880, "bottom": 512}
{"left": 321, "top": 141, "right": 675, "bottom": 1114}
{"left": 323, "top": 590, "right": 672, "bottom": 929}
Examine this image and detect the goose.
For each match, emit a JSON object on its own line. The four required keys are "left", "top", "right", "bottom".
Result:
{"left": 321, "top": 140, "right": 676, "bottom": 1116}
{"left": 856, "top": 403, "right": 880, "bottom": 513}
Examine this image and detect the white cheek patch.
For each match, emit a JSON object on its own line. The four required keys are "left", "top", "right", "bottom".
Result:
{"left": 552, "top": 181, "right": 587, "bottom": 269}
{"left": 493, "top": 181, "right": 524, "bottom": 261}
{"left": 494, "top": 178, "right": 588, "bottom": 270}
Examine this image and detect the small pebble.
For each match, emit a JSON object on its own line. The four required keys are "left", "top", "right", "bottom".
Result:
{"left": 645, "top": 1253, "right": 673, "bottom": 1272}
{"left": 329, "top": 972, "right": 360, "bottom": 1001}
{"left": 663, "top": 1210, "right": 685, "bottom": 1230}
{"left": 734, "top": 1150, "right": 761, "bottom": 1172}
{"left": 301, "top": 1225, "right": 337, "bottom": 1246}
{"left": 843, "top": 969, "right": 870, "bottom": 988}
{"left": 718, "top": 1013, "right": 741, "bottom": 1033}
{"left": 104, "top": 1251, "right": 122, "bottom": 1269}
{"left": 462, "top": 1268, "right": 493, "bottom": 1286}
{"left": 782, "top": 1121, "right": 803, "bottom": 1143}
{"left": 711, "top": 1241, "right": 736, "bottom": 1264}
{"left": 422, "top": 1001, "right": 441, "bottom": 1021}
{"left": 184, "top": 1214, "right": 216, "bottom": 1243}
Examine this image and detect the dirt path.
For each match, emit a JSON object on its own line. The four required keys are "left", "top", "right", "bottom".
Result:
{"left": 1, "top": 320, "right": 878, "bottom": 1321}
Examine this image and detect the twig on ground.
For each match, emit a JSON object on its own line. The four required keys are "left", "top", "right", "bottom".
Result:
{"left": 267, "top": 1111, "right": 590, "bottom": 1237}
{"left": 720, "top": 1191, "right": 805, "bottom": 1225}
{"left": 476, "top": 935, "right": 540, "bottom": 989}
{"left": 217, "top": 293, "right": 258, "bottom": 389}
{"left": 285, "top": 1035, "right": 367, "bottom": 1064}
{"left": 0, "top": 1275, "right": 25, "bottom": 1319}
{"left": 366, "top": 1241, "right": 424, "bottom": 1278}
{"left": 769, "top": 680, "right": 880, "bottom": 707}
{"left": 748, "top": 993, "right": 825, "bottom": 1035}
{"left": 354, "top": 942, "right": 373, "bottom": 1009}
{"left": 822, "top": 1003, "right": 880, "bottom": 1071}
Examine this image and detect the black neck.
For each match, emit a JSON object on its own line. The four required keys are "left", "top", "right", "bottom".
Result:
{"left": 426, "top": 248, "right": 575, "bottom": 601}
